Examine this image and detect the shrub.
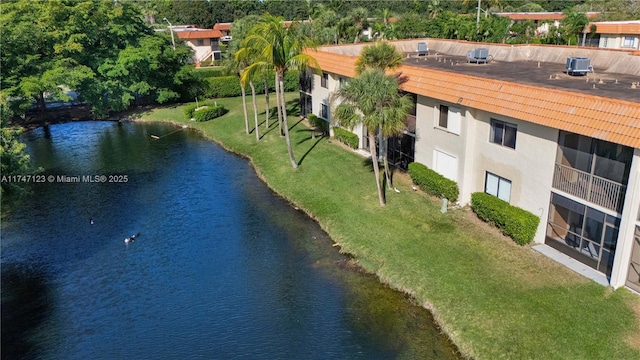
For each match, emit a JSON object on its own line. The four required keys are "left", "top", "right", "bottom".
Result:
{"left": 333, "top": 127, "right": 359, "bottom": 149}
{"left": 205, "top": 76, "right": 242, "bottom": 98}
{"left": 193, "top": 105, "right": 228, "bottom": 122}
{"left": 470, "top": 192, "right": 540, "bottom": 245}
{"left": 184, "top": 101, "right": 219, "bottom": 120}
{"left": 202, "top": 71, "right": 299, "bottom": 99}
{"left": 184, "top": 103, "right": 199, "bottom": 119}
{"left": 408, "top": 162, "right": 459, "bottom": 202}
{"left": 193, "top": 67, "right": 229, "bottom": 78}
{"left": 307, "top": 113, "right": 328, "bottom": 134}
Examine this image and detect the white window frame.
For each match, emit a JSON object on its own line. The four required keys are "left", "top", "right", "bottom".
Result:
{"left": 490, "top": 119, "right": 517, "bottom": 149}
{"left": 321, "top": 72, "right": 328, "bottom": 88}
{"left": 339, "top": 77, "right": 346, "bottom": 89}
{"left": 485, "top": 172, "right": 512, "bottom": 203}
{"left": 622, "top": 36, "right": 636, "bottom": 48}
{"left": 320, "top": 103, "right": 330, "bottom": 120}
{"left": 435, "top": 104, "right": 461, "bottom": 135}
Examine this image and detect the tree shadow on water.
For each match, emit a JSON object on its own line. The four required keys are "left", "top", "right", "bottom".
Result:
{"left": 2, "top": 263, "right": 53, "bottom": 360}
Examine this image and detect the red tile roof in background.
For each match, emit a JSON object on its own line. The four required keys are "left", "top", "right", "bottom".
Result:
{"left": 213, "top": 23, "right": 232, "bottom": 31}
{"left": 590, "top": 21, "right": 640, "bottom": 35}
{"left": 176, "top": 29, "right": 223, "bottom": 39}
{"left": 496, "top": 12, "right": 600, "bottom": 21}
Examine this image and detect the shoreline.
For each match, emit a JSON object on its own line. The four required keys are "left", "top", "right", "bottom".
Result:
{"left": 135, "top": 117, "right": 469, "bottom": 359}
{"left": 19, "top": 99, "right": 640, "bottom": 359}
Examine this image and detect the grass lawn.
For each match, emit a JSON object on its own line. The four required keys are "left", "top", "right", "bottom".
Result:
{"left": 134, "top": 93, "right": 640, "bottom": 359}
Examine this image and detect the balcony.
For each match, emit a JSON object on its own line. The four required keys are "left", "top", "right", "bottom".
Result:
{"left": 553, "top": 163, "right": 626, "bottom": 213}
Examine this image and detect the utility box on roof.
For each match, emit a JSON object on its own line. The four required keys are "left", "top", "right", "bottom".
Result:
{"left": 466, "top": 48, "right": 490, "bottom": 63}
{"left": 417, "top": 42, "right": 428, "bottom": 56}
{"left": 566, "top": 57, "right": 592, "bottom": 76}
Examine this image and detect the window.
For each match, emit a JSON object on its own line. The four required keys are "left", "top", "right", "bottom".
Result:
{"left": 300, "top": 93, "right": 312, "bottom": 117}
{"left": 622, "top": 37, "right": 636, "bottom": 48}
{"left": 299, "top": 71, "right": 313, "bottom": 93}
{"left": 321, "top": 72, "right": 328, "bottom": 88}
{"left": 197, "top": 39, "right": 204, "bottom": 46}
{"left": 485, "top": 172, "right": 511, "bottom": 202}
{"left": 339, "top": 77, "right": 346, "bottom": 89}
{"left": 320, "top": 103, "right": 329, "bottom": 120}
{"left": 546, "top": 192, "right": 621, "bottom": 276}
{"left": 436, "top": 105, "right": 461, "bottom": 134}
{"left": 490, "top": 119, "right": 517, "bottom": 149}
{"left": 438, "top": 105, "right": 448, "bottom": 127}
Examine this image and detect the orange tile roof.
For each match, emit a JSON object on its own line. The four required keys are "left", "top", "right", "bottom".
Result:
{"left": 496, "top": 12, "right": 599, "bottom": 21}
{"left": 305, "top": 49, "right": 640, "bottom": 149}
{"left": 213, "top": 23, "right": 232, "bottom": 31}
{"left": 590, "top": 21, "right": 640, "bottom": 35}
{"left": 176, "top": 29, "right": 223, "bottom": 39}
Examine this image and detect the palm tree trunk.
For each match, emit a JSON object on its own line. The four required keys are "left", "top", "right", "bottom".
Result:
{"left": 382, "top": 138, "right": 393, "bottom": 189}
{"left": 241, "top": 85, "right": 249, "bottom": 134}
{"left": 368, "top": 131, "right": 385, "bottom": 206}
{"left": 278, "top": 73, "right": 298, "bottom": 169}
{"left": 275, "top": 72, "right": 283, "bottom": 136}
{"left": 250, "top": 80, "right": 259, "bottom": 141}
{"left": 264, "top": 77, "right": 270, "bottom": 128}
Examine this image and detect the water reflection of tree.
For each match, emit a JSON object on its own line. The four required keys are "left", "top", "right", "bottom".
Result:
{"left": 1, "top": 263, "right": 54, "bottom": 360}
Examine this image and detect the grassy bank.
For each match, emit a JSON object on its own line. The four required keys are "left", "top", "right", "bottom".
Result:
{"left": 135, "top": 94, "right": 640, "bottom": 359}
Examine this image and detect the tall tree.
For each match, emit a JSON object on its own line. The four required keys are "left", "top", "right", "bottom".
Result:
{"left": 355, "top": 42, "right": 404, "bottom": 75}
{"left": 235, "top": 43, "right": 260, "bottom": 140}
{"left": 334, "top": 69, "right": 410, "bottom": 206}
{"left": 0, "top": 102, "right": 34, "bottom": 197}
{"left": 242, "top": 15, "right": 320, "bottom": 169}
{"left": 354, "top": 42, "right": 408, "bottom": 189}
{"left": 1, "top": 0, "right": 194, "bottom": 118}
{"left": 560, "top": 8, "right": 589, "bottom": 45}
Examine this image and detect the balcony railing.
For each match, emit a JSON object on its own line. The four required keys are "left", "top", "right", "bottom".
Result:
{"left": 553, "top": 163, "right": 626, "bottom": 212}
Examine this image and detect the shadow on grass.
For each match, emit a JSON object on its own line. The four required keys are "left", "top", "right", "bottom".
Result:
{"left": 260, "top": 119, "right": 281, "bottom": 139}
{"left": 297, "top": 135, "right": 326, "bottom": 166}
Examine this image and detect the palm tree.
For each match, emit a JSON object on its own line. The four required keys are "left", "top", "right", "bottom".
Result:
{"left": 354, "top": 42, "right": 407, "bottom": 189}
{"left": 235, "top": 46, "right": 260, "bottom": 140}
{"left": 334, "top": 69, "right": 410, "bottom": 206}
{"left": 354, "top": 42, "right": 404, "bottom": 75}
{"left": 242, "top": 15, "right": 320, "bottom": 169}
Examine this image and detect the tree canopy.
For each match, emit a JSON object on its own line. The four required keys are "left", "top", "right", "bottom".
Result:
{"left": 1, "top": 0, "right": 197, "bottom": 118}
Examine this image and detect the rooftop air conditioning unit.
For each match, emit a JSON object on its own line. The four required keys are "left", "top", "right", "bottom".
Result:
{"left": 417, "top": 42, "right": 428, "bottom": 56}
{"left": 566, "top": 57, "right": 592, "bottom": 76}
{"left": 466, "top": 48, "right": 491, "bottom": 64}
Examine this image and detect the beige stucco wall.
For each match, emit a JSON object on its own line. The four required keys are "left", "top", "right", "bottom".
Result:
{"left": 185, "top": 39, "right": 219, "bottom": 63}
{"left": 468, "top": 111, "right": 558, "bottom": 244}
{"left": 414, "top": 94, "right": 558, "bottom": 243}
{"left": 598, "top": 34, "right": 640, "bottom": 51}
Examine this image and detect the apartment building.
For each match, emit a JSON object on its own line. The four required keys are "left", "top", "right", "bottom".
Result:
{"left": 301, "top": 39, "right": 640, "bottom": 290}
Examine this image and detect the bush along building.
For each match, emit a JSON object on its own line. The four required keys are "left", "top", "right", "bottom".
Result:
{"left": 300, "top": 39, "right": 640, "bottom": 291}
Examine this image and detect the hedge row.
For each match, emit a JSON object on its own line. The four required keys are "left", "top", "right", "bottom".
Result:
{"left": 333, "top": 127, "right": 359, "bottom": 149}
{"left": 470, "top": 192, "right": 540, "bottom": 245}
{"left": 193, "top": 105, "right": 228, "bottom": 122}
{"left": 307, "top": 114, "right": 328, "bottom": 134}
{"left": 203, "top": 71, "right": 299, "bottom": 98}
{"left": 193, "top": 67, "right": 231, "bottom": 78}
{"left": 408, "top": 162, "right": 459, "bottom": 202}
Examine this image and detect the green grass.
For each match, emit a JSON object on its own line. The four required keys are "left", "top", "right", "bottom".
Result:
{"left": 134, "top": 94, "right": 640, "bottom": 360}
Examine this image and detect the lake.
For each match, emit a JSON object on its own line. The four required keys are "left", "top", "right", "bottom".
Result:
{"left": 1, "top": 121, "right": 460, "bottom": 359}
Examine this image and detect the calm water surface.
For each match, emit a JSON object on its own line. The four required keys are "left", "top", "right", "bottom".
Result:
{"left": 1, "top": 121, "right": 460, "bottom": 360}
